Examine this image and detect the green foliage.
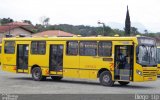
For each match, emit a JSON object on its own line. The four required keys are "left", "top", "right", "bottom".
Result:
{"left": 113, "top": 29, "right": 125, "bottom": 36}
{"left": 23, "top": 20, "right": 32, "bottom": 25}
{"left": 125, "top": 6, "right": 131, "bottom": 36}
{"left": 35, "top": 24, "right": 45, "bottom": 32}
{"left": 130, "top": 27, "right": 140, "bottom": 35}
{"left": 2, "top": 17, "right": 160, "bottom": 38}
{"left": 0, "top": 17, "right": 14, "bottom": 25}
{"left": 36, "top": 24, "right": 117, "bottom": 36}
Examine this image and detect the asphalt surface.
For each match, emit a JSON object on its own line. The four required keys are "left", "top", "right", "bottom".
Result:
{"left": 0, "top": 70, "right": 160, "bottom": 94}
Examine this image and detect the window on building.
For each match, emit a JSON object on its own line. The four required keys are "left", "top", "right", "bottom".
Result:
{"left": 80, "top": 41, "right": 97, "bottom": 56}
{"left": 98, "top": 41, "right": 112, "bottom": 56}
{"left": 31, "top": 41, "right": 46, "bottom": 54}
{"left": 4, "top": 41, "right": 15, "bottom": 54}
{"left": 67, "top": 41, "right": 78, "bottom": 55}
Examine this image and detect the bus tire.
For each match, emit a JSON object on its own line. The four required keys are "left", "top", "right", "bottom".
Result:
{"left": 31, "top": 67, "right": 46, "bottom": 81}
{"left": 118, "top": 81, "right": 130, "bottom": 86}
{"left": 99, "top": 71, "right": 114, "bottom": 86}
{"left": 51, "top": 76, "right": 63, "bottom": 81}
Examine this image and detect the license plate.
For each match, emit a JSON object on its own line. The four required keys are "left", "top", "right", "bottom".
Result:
{"left": 148, "top": 77, "right": 153, "bottom": 80}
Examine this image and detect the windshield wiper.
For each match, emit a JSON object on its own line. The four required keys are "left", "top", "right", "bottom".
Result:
{"left": 142, "top": 45, "right": 150, "bottom": 64}
{"left": 149, "top": 46, "right": 156, "bottom": 64}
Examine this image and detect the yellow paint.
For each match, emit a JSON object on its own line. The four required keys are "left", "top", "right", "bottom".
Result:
{"left": 0, "top": 44, "right": 2, "bottom": 65}
{"left": 2, "top": 65, "right": 16, "bottom": 73}
{"left": 157, "top": 47, "right": 160, "bottom": 75}
{"left": 63, "top": 69, "right": 79, "bottom": 78}
{"left": 158, "top": 65, "right": 160, "bottom": 75}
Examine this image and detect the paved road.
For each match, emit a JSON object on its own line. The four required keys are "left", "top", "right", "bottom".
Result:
{"left": 0, "top": 70, "right": 160, "bottom": 94}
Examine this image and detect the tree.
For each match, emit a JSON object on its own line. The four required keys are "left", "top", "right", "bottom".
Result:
{"left": 144, "top": 29, "right": 148, "bottom": 35}
{"left": 0, "top": 18, "right": 14, "bottom": 25}
{"left": 131, "top": 27, "right": 139, "bottom": 35}
{"left": 114, "top": 29, "right": 125, "bottom": 36}
{"left": 39, "top": 16, "right": 50, "bottom": 27}
{"left": 44, "top": 18, "right": 50, "bottom": 27}
{"left": 22, "top": 20, "right": 32, "bottom": 25}
{"left": 35, "top": 24, "right": 45, "bottom": 32}
{"left": 125, "top": 6, "right": 131, "bottom": 36}
{"left": 104, "top": 26, "right": 114, "bottom": 36}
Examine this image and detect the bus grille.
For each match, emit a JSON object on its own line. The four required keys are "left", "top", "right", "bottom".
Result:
{"left": 143, "top": 70, "right": 157, "bottom": 77}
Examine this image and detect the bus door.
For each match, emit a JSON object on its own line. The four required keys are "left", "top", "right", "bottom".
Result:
{"left": 114, "top": 45, "right": 134, "bottom": 81}
{"left": 17, "top": 44, "right": 29, "bottom": 73}
{"left": 49, "top": 44, "right": 63, "bottom": 75}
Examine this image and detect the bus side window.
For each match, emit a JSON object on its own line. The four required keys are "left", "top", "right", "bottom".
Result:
{"left": 4, "top": 41, "right": 15, "bottom": 54}
{"left": 31, "top": 41, "right": 46, "bottom": 54}
{"left": 66, "top": 41, "right": 78, "bottom": 55}
{"left": 98, "top": 41, "right": 112, "bottom": 57}
{"left": 79, "top": 41, "right": 97, "bottom": 56}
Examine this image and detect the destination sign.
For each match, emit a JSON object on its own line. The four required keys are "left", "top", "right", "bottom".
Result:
{"left": 138, "top": 37, "right": 156, "bottom": 45}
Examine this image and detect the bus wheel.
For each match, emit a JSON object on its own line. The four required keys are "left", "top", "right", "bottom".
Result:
{"left": 51, "top": 76, "right": 63, "bottom": 81}
{"left": 118, "top": 81, "right": 130, "bottom": 86}
{"left": 99, "top": 71, "right": 114, "bottom": 86}
{"left": 32, "top": 67, "right": 46, "bottom": 81}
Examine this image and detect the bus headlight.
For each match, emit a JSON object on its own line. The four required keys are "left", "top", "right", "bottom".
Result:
{"left": 136, "top": 70, "right": 142, "bottom": 76}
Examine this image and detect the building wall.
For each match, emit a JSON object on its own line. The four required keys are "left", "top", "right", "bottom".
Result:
{"left": 0, "top": 33, "right": 3, "bottom": 43}
{"left": 8, "top": 27, "right": 32, "bottom": 36}
{"left": 0, "top": 27, "right": 32, "bottom": 42}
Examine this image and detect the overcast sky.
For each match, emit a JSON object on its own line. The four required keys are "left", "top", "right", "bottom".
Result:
{"left": 0, "top": 0, "right": 160, "bottom": 32}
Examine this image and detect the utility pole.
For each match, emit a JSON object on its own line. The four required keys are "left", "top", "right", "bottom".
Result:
{"left": 98, "top": 21, "right": 105, "bottom": 36}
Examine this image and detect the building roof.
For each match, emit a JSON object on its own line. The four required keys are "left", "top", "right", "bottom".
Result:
{"left": 33, "top": 30, "right": 75, "bottom": 37}
{"left": 5, "top": 22, "right": 31, "bottom": 26}
{"left": 0, "top": 25, "right": 18, "bottom": 33}
{"left": 0, "top": 22, "right": 34, "bottom": 33}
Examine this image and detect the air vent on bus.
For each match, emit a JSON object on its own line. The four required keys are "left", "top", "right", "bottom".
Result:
{"left": 19, "top": 34, "right": 26, "bottom": 37}
{"left": 5, "top": 34, "right": 13, "bottom": 38}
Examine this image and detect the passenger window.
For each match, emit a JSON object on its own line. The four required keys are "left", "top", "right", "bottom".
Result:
{"left": 98, "top": 41, "right": 112, "bottom": 56}
{"left": 67, "top": 41, "right": 78, "bottom": 55}
{"left": 5, "top": 41, "right": 15, "bottom": 54}
{"left": 31, "top": 41, "right": 46, "bottom": 54}
{"left": 80, "top": 41, "right": 97, "bottom": 56}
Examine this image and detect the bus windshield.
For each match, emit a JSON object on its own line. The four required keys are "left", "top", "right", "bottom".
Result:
{"left": 137, "top": 45, "right": 157, "bottom": 66}
{"left": 157, "top": 48, "right": 160, "bottom": 64}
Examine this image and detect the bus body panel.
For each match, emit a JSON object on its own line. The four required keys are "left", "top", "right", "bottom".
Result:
{"left": 1, "top": 36, "right": 157, "bottom": 83}
{"left": 2, "top": 40, "right": 17, "bottom": 73}
{"left": 158, "top": 64, "right": 160, "bottom": 75}
{"left": 157, "top": 47, "right": 160, "bottom": 75}
{"left": 0, "top": 44, "right": 2, "bottom": 65}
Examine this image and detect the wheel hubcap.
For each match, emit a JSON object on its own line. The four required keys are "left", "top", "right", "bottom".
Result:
{"left": 34, "top": 70, "right": 40, "bottom": 78}
{"left": 103, "top": 75, "right": 110, "bottom": 83}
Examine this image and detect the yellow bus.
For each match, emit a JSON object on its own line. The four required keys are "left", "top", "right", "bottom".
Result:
{"left": 1, "top": 36, "right": 157, "bottom": 86}
{"left": 157, "top": 46, "right": 160, "bottom": 75}
{"left": 0, "top": 44, "right": 2, "bottom": 65}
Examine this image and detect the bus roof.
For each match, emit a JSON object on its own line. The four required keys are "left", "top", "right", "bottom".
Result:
{"left": 2, "top": 36, "right": 139, "bottom": 41}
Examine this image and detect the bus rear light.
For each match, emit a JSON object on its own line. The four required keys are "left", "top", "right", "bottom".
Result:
{"left": 148, "top": 77, "right": 153, "bottom": 80}
{"left": 13, "top": 67, "right": 16, "bottom": 70}
{"left": 45, "top": 70, "right": 49, "bottom": 74}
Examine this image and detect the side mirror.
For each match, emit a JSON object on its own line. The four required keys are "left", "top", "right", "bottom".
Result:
{"left": 136, "top": 46, "right": 139, "bottom": 62}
